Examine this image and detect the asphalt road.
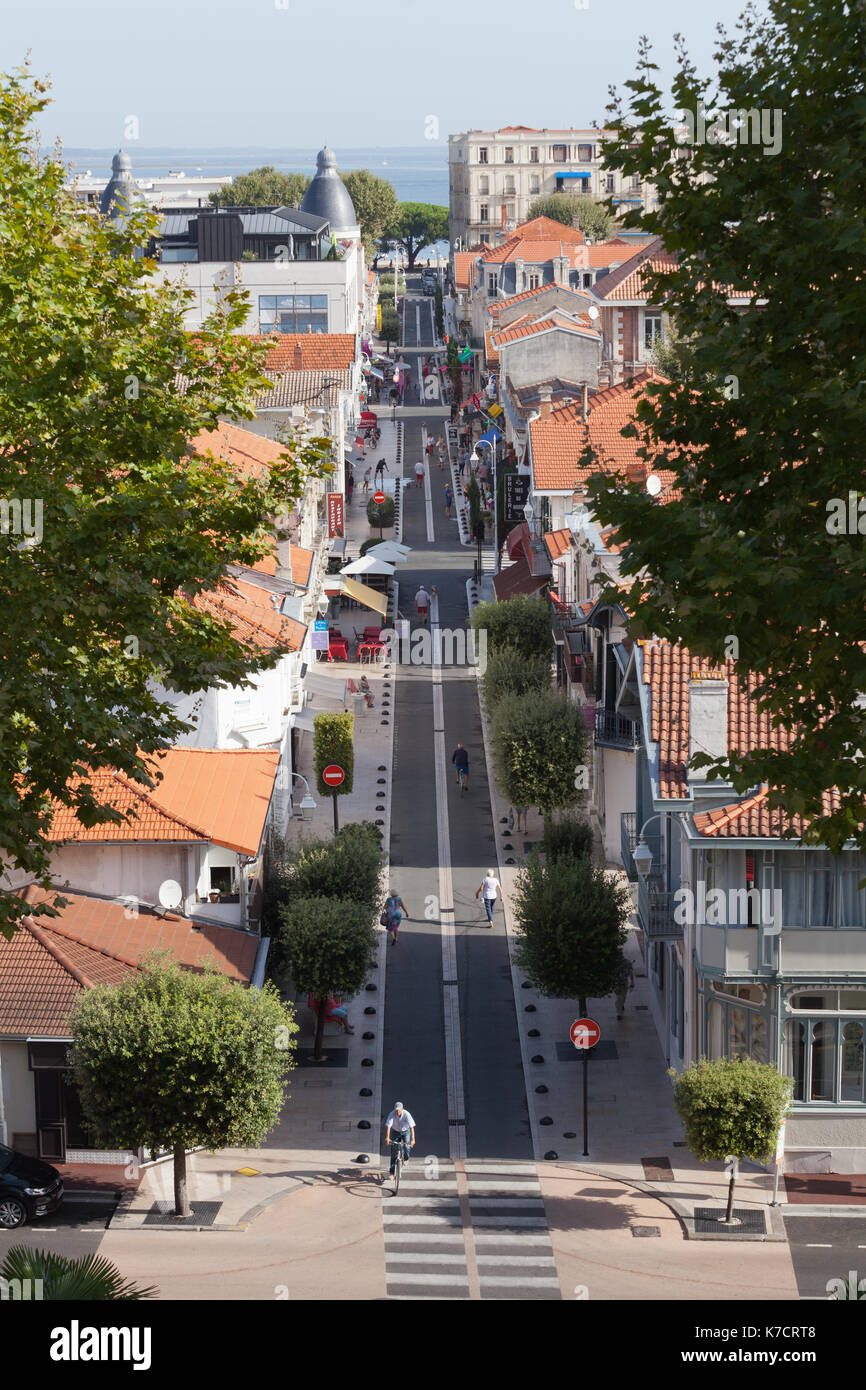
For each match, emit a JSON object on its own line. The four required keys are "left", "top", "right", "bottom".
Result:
{"left": 784, "top": 1213, "right": 866, "bottom": 1298}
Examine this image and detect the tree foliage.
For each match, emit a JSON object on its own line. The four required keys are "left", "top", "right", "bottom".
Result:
{"left": 590, "top": 2, "right": 866, "bottom": 854}
{"left": 379, "top": 304, "right": 400, "bottom": 352}
{"left": 71, "top": 954, "right": 295, "bottom": 1215}
{"left": 542, "top": 815, "right": 594, "bottom": 861}
{"left": 384, "top": 202, "right": 450, "bottom": 269}
{"left": 473, "top": 594, "right": 552, "bottom": 664}
{"left": 0, "top": 68, "right": 331, "bottom": 937}
{"left": 341, "top": 169, "right": 399, "bottom": 259}
{"left": 490, "top": 689, "right": 587, "bottom": 815}
{"left": 367, "top": 493, "right": 395, "bottom": 529}
{"left": 512, "top": 853, "right": 629, "bottom": 1006}
{"left": 313, "top": 711, "right": 354, "bottom": 797}
{"left": 279, "top": 896, "right": 377, "bottom": 1056}
{"left": 481, "top": 646, "right": 551, "bottom": 712}
{"left": 209, "top": 165, "right": 310, "bottom": 208}
{"left": 278, "top": 822, "right": 382, "bottom": 921}
{"left": 0, "top": 1245, "right": 158, "bottom": 1300}
{"left": 526, "top": 193, "right": 614, "bottom": 241}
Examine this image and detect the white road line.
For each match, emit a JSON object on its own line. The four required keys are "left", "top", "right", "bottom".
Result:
{"left": 806, "top": 1243, "right": 833, "bottom": 1247}
{"left": 382, "top": 1197, "right": 461, "bottom": 1208}
{"left": 479, "top": 1275, "right": 561, "bottom": 1287}
{"left": 388, "top": 1272, "right": 469, "bottom": 1286}
{"left": 475, "top": 1256, "right": 558, "bottom": 1267}
{"left": 430, "top": 591, "right": 467, "bottom": 1159}
{"left": 382, "top": 1214, "right": 464, "bottom": 1225}
{"left": 423, "top": 459, "right": 434, "bottom": 541}
{"left": 386, "top": 1253, "right": 469, "bottom": 1265}
{"left": 383, "top": 1233, "right": 466, "bottom": 1244}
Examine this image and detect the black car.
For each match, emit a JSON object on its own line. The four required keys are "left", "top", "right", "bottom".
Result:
{"left": 0, "top": 1144, "right": 64, "bottom": 1229}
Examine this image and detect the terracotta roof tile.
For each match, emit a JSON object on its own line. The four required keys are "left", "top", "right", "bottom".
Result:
{"left": 191, "top": 580, "right": 306, "bottom": 654}
{"left": 491, "top": 311, "right": 599, "bottom": 348}
{"left": 592, "top": 236, "right": 678, "bottom": 302}
{"left": 453, "top": 252, "right": 475, "bottom": 291}
{"left": 529, "top": 371, "right": 676, "bottom": 492}
{"left": 190, "top": 422, "right": 290, "bottom": 481}
{"left": 544, "top": 528, "right": 572, "bottom": 561}
{"left": 692, "top": 787, "right": 841, "bottom": 839}
{"left": 246, "top": 334, "right": 356, "bottom": 372}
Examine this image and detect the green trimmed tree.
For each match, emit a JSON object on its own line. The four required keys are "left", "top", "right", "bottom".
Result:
{"left": 313, "top": 711, "right": 354, "bottom": 831}
{"left": 482, "top": 646, "right": 551, "bottom": 712}
{"left": 71, "top": 955, "right": 296, "bottom": 1218}
{"left": 379, "top": 305, "right": 400, "bottom": 353}
{"left": 473, "top": 594, "right": 552, "bottom": 664}
{"left": 526, "top": 193, "right": 613, "bottom": 241}
{"left": 0, "top": 1246, "right": 157, "bottom": 1300}
{"left": 209, "top": 166, "right": 310, "bottom": 208}
{"left": 513, "top": 852, "right": 630, "bottom": 1009}
{"left": 671, "top": 1058, "right": 792, "bottom": 1223}
{"left": 341, "top": 170, "right": 399, "bottom": 261}
{"left": 542, "top": 815, "right": 594, "bottom": 861}
{"left": 367, "top": 493, "right": 395, "bottom": 533}
{"left": 0, "top": 68, "right": 332, "bottom": 938}
{"left": 385, "top": 203, "right": 450, "bottom": 269}
{"left": 279, "top": 897, "right": 377, "bottom": 1059}
{"left": 591, "top": 0, "right": 866, "bottom": 855}
{"left": 491, "top": 689, "right": 588, "bottom": 815}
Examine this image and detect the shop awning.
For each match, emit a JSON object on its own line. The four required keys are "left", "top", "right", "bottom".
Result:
{"left": 492, "top": 556, "right": 549, "bottom": 603}
{"left": 303, "top": 670, "right": 348, "bottom": 704}
{"left": 341, "top": 576, "right": 389, "bottom": 616}
{"left": 555, "top": 170, "right": 592, "bottom": 178}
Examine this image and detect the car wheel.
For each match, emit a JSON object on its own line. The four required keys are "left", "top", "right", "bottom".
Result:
{"left": 0, "top": 1196, "right": 27, "bottom": 1229}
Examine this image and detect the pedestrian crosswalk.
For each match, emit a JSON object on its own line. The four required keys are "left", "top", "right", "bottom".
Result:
{"left": 381, "top": 1160, "right": 561, "bottom": 1300}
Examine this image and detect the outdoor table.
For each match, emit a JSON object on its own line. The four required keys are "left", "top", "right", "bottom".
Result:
{"left": 358, "top": 642, "right": 386, "bottom": 663}
{"left": 327, "top": 639, "right": 349, "bottom": 661}
{"left": 363, "top": 626, "right": 382, "bottom": 639}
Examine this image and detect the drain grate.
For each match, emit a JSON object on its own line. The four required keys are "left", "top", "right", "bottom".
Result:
{"left": 144, "top": 1201, "right": 222, "bottom": 1227}
{"left": 632, "top": 1225, "right": 661, "bottom": 1238}
{"left": 694, "top": 1207, "right": 766, "bottom": 1235}
{"left": 297, "top": 1047, "right": 348, "bottom": 1068}
{"left": 642, "top": 1156, "right": 674, "bottom": 1182}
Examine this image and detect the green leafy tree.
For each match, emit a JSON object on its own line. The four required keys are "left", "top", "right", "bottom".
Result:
{"left": 313, "top": 711, "right": 354, "bottom": 831}
{"left": 490, "top": 689, "right": 588, "bottom": 815}
{"left": 367, "top": 493, "right": 395, "bottom": 531}
{"left": 341, "top": 169, "right": 399, "bottom": 260}
{"left": 279, "top": 897, "right": 377, "bottom": 1058}
{"left": 465, "top": 475, "right": 482, "bottom": 529}
{"left": 526, "top": 193, "right": 613, "bottom": 241}
{"left": 482, "top": 646, "right": 551, "bottom": 712}
{"left": 0, "top": 68, "right": 331, "bottom": 938}
{"left": 589, "top": 2, "right": 866, "bottom": 855}
{"left": 513, "top": 852, "right": 629, "bottom": 1009}
{"left": 209, "top": 166, "right": 310, "bottom": 208}
{"left": 542, "top": 815, "right": 594, "bottom": 860}
{"left": 71, "top": 954, "right": 296, "bottom": 1218}
{"left": 379, "top": 306, "right": 400, "bottom": 354}
{"left": 649, "top": 322, "right": 708, "bottom": 385}
{"left": 671, "top": 1058, "right": 792, "bottom": 1222}
{"left": 385, "top": 203, "right": 450, "bottom": 269}
{"left": 473, "top": 594, "right": 552, "bottom": 663}
{"left": 0, "top": 1246, "right": 157, "bottom": 1300}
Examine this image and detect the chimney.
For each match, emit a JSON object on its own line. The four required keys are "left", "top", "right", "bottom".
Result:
{"left": 500, "top": 202, "right": 507, "bottom": 231}
{"left": 688, "top": 674, "right": 729, "bottom": 790}
{"left": 539, "top": 386, "right": 552, "bottom": 420}
{"left": 582, "top": 383, "right": 589, "bottom": 422}
{"left": 514, "top": 257, "right": 524, "bottom": 293}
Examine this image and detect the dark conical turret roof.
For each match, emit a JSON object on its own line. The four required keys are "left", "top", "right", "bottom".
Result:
{"left": 300, "top": 145, "right": 356, "bottom": 230}
{"left": 100, "top": 148, "right": 134, "bottom": 219}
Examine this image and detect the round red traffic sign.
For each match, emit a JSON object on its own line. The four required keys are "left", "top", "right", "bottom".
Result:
{"left": 373, "top": 491, "right": 386, "bottom": 504}
{"left": 570, "top": 1018, "right": 600, "bottom": 1049}
{"left": 322, "top": 765, "right": 345, "bottom": 787}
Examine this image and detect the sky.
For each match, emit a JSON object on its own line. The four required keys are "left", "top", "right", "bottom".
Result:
{"left": 0, "top": 0, "right": 766, "bottom": 150}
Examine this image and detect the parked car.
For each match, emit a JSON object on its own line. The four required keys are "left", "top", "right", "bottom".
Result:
{"left": 0, "top": 1144, "right": 64, "bottom": 1228}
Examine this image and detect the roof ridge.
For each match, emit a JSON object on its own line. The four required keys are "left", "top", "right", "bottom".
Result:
{"left": 22, "top": 917, "right": 96, "bottom": 990}
{"left": 107, "top": 767, "right": 214, "bottom": 841}
{"left": 34, "top": 912, "right": 190, "bottom": 974}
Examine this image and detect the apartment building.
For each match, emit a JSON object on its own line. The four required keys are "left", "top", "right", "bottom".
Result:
{"left": 449, "top": 126, "right": 659, "bottom": 248}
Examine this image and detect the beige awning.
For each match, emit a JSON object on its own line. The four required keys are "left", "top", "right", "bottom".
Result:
{"left": 341, "top": 576, "right": 389, "bottom": 616}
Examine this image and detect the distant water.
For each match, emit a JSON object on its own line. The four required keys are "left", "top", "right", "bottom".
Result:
{"left": 63, "top": 145, "right": 449, "bottom": 208}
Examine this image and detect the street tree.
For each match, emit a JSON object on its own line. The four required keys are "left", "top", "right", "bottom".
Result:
{"left": 0, "top": 67, "right": 331, "bottom": 938}
{"left": 71, "top": 955, "right": 296, "bottom": 1218}
{"left": 526, "top": 193, "right": 613, "bottom": 241}
{"left": 279, "top": 897, "right": 377, "bottom": 1059}
{"left": 671, "top": 1058, "right": 792, "bottom": 1223}
{"left": 379, "top": 304, "right": 400, "bottom": 354}
{"left": 481, "top": 646, "right": 551, "bottom": 712}
{"left": 341, "top": 170, "right": 399, "bottom": 260}
{"left": 209, "top": 166, "right": 310, "bottom": 208}
{"left": 473, "top": 594, "right": 552, "bottom": 664}
{"left": 588, "top": 1, "right": 866, "bottom": 854}
{"left": 385, "top": 203, "right": 450, "bottom": 269}
{"left": 512, "top": 853, "right": 629, "bottom": 1011}
{"left": 313, "top": 711, "right": 354, "bottom": 831}
{"left": 490, "top": 689, "right": 588, "bottom": 816}
{"left": 266, "top": 822, "right": 382, "bottom": 939}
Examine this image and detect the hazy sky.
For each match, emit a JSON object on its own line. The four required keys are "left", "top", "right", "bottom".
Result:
{"left": 0, "top": 0, "right": 765, "bottom": 149}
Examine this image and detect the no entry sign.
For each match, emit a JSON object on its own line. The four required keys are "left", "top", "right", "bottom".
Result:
{"left": 373, "top": 491, "right": 386, "bottom": 504}
{"left": 322, "top": 765, "right": 345, "bottom": 787}
{"left": 570, "top": 1018, "right": 600, "bottom": 1049}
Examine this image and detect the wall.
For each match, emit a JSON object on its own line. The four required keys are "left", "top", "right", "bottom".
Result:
{"left": 154, "top": 257, "right": 359, "bottom": 334}
{"left": 498, "top": 331, "right": 600, "bottom": 390}
{"left": 0, "top": 1041, "right": 34, "bottom": 1146}
{"left": 49, "top": 843, "right": 200, "bottom": 910}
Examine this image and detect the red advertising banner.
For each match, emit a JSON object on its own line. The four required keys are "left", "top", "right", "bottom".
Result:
{"left": 327, "top": 492, "right": 344, "bottom": 539}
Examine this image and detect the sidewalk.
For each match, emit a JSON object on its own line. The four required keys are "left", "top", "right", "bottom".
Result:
{"left": 112, "top": 421, "right": 405, "bottom": 1231}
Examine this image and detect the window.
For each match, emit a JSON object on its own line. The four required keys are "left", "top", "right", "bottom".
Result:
{"left": 479, "top": 176, "right": 489, "bottom": 195}
{"left": 644, "top": 313, "right": 662, "bottom": 348}
{"left": 504, "top": 177, "right": 515, "bottom": 194}
{"left": 258, "top": 294, "right": 328, "bottom": 334}
{"left": 479, "top": 147, "right": 488, "bottom": 164}
{"left": 504, "top": 147, "right": 514, "bottom": 163}
{"left": 529, "top": 146, "right": 539, "bottom": 163}
{"left": 582, "top": 272, "right": 593, "bottom": 288}
{"left": 529, "top": 273, "right": 541, "bottom": 290}
{"left": 778, "top": 852, "right": 866, "bottom": 927}
{"left": 705, "top": 983, "right": 770, "bottom": 1064}
{"left": 479, "top": 204, "right": 489, "bottom": 223}
{"left": 160, "top": 247, "right": 198, "bottom": 262}
{"left": 785, "top": 1018, "right": 866, "bottom": 1104}
{"left": 631, "top": 174, "right": 642, "bottom": 191}
{"left": 506, "top": 204, "right": 515, "bottom": 220}
{"left": 529, "top": 175, "right": 540, "bottom": 195}
{"left": 577, "top": 143, "right": 593, "bottom": 161}
{"left": 487, "top": 273, "right": 498, "bottom": 295}
{"left": 605, "top": 173, "right": 615, "bottom": 193}
{"left": 480, "top": 233, "right": 489, "bottom": 244}
{"left": 551, "top": 144, "right": 567, "bottom": 161}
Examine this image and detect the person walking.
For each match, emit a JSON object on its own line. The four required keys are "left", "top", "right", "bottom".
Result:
{"left": 475, "top": 869, "right": 502, "bottom": 926}
{"left": 383, "top": 890, "right": 409, "bottom": 946}
{"left": 374, "top": 457, "right": 388, "bottom": 486}
{"left": 346, "top": 467, "right": 354, "bottom": 505}
{"left": 614, "top": 955, "right": 635, "bottom": 1020}
{"left": 436, "top": 435, "right": 445, "bottom": 469}
{"left": 414, "top": 585, "right": 431, "bottom": 624}
{"left": 363, "top": 465, "right": 372, "bottom": 494}
{"left": 414, "top": 459, "right": 425, "bottom": 488}
{"left": 444, "top": 482, "right": 453, "bottom": 518}
{"left": 514, "top": 803, "right": 528, "bottom": 834}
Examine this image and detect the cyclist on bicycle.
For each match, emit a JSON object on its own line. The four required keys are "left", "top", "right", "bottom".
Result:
{"left": 385, "top": 1102, "right": 416, "bottom": 1174}
{"left": 451, "top": 742, "right": 469, "bottom": 791}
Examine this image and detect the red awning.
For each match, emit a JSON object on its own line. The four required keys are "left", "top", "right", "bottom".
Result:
{"left": 492, "top": 556, "right": 549, "bottom": 603}
{"left": 505, "top": 522, "right": 530, "bottom": 561}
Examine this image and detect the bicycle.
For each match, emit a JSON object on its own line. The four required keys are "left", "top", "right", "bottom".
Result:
{"left": 388, "top": 1137, "right": 410, "bottom": 1194}
{"left": 457, "top": 766, "right": 468, "bottom": 795}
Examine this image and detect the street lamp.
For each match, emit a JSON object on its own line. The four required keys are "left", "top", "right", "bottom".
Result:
{"left": 288, "top": 771, "right": 317, "bottom": 822}
{"left": 523, "top": 497, "right": 535, "bottom": 536}
{"left": 472, "top": 436, "right": 500, "bottom": 573}
{"left": 318, "top": 594, "right": 330, "bottom": 618}
{"left": 633, "top": 813, "right": 662, "bottom": 878}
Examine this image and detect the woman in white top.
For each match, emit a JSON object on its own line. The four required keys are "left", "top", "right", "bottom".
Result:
{"left": 475, "top": 870, "right": 502, "bottom": 926}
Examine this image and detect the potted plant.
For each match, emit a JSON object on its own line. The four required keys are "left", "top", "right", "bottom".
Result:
{"left": 208, "top": 890, "right": 220, "bottom": 903}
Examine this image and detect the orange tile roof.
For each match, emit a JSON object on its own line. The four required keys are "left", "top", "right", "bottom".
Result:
{"left": 50, "top": 748, "right": 280, "bottom": 856}
{"left": 529, "top": 371, "right": 676, "bottom": 492}
{"left": 692, "top": 787, "right": 841, "bottom": 839}
{"left": 491, "top": 555, "right": 549, "bottom": 602}
{"left": 498, "top": 282, "right": 590, "bottom": 312}
{"left": 287, "top": 544, "right": 314, "bottom": 588}
{"left": 190, "top": 422, "right": 290, "bottom": 481}
{"left": 247, "top": 334, "right": 357, "bottom": 372}
{"left": 453, "top": 252, "right": 475, "bottom": 291}
{"left": 592, "top": 236, "right": 678, "bottom": 302}
{"left": 544, "top": 528, "right": 572, "bottom": 561}
{"left": 491, "top": 311, "right": 599, "bottom": 348}
{"left": 479, "top": 236, "right": 643, "bottom": 272}
{"left": 484, "top": 331, "right": 500, "bottom": 367}
{"left": 512, "top": 216, "right": 586, "bottom": 244}
{"left": 191, "top": 580, "right": 306, "bottom": 654}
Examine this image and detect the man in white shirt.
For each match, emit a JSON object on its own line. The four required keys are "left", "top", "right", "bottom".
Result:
{"left": 415, "top": 586, "right": 430, "bottom": 624}
{"left": 385, "top": 1102, "right": 416, "bottom": 1174}
{"left": 475, "top": 869, "right": 502, "bottom": 926}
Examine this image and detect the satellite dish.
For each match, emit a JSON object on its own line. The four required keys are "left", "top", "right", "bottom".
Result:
{"left": 158, "top": 879, "right": 183, "bottom": 911}
{"left": 588, "top": 306, "right": 599, "bottom": 320}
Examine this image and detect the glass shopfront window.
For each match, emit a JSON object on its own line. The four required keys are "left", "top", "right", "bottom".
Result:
{"left": 783, "top": 1012, "right": 866, "bottom": 1105}
{"left": 258, "top": 294, "right": 328, "bottom": 334}
{"left": 704, "top": 980, "right": 771, "bottom": 1063}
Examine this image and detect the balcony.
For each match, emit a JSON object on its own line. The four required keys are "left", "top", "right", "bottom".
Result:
{"left": 637, "top": 876, "right": 683, "bottom": 941}
{"left": 594, "top": 709, "right": 641, "bottom": 750}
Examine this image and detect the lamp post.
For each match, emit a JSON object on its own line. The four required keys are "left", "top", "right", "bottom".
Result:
{"left": 472, "top": 436, "right": 499, "bottom": 573}
{"left": 633, "top": 813, "right": 662, "bottom": 880}
{"left": 523, "top": 496, "right": 535, "bottom": 536}
{"left": 288, "top": 771, "right": 317, "bottom": 822}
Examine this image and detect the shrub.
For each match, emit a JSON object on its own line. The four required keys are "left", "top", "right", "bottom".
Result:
{"left": 367, "top": 494, "right": 395, "bottom": 530}
{"left": 482, "top": 646, "right": 550, "bottom": 712}
{"left": 542, "top": 815, "right": 594, "bottom": 861}
{"left": 288, "top": 822, "right": 382, "bottom": 914}
{"left": 473, "top": 594, "right": 552, "bottom": 663}
{"left": 491, "top": 688, "right": 588, "bottom": 815}
{"left": 465, "top": 475, "right": 481, "bottom": 528}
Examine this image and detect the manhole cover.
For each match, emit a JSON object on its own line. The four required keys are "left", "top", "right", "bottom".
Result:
{"left": 694, "top": 1207, "right": 766, "bottom": 1235}
{"left": 143, "top": 1201, "right": 222, "bottom": 1227}
{"left": 632, "top": 1225, "right": 661, "bottom": 1238}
